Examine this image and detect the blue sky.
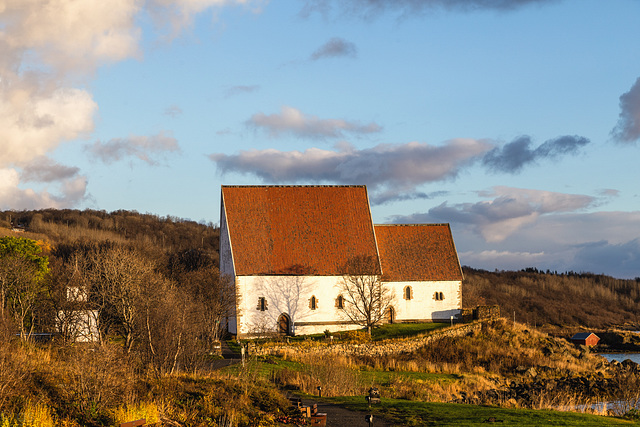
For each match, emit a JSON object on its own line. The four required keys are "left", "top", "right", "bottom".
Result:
{"left": 1, "top": 0, "right": 639, "bottom": 278}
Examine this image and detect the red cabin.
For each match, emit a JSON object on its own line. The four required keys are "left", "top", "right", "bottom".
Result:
{"left": 570, "top": 332, "right": 600, "bottom": 347}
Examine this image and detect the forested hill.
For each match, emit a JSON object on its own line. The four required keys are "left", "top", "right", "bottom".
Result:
{"left": 463, "top": 267, "right": 640, "bottom": 330}
{"left": 3, "top": 209, "right": 639, "bottom": 331}
{"left": 0, "top": 208, "right": 227, "bottom": 365}
{"left": 0, "top": 208, "right": 219, "bottom": 257}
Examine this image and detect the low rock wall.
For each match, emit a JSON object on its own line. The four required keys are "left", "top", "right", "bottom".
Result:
{"left": 249, "top": 321, "right": 486, "bottom": 358}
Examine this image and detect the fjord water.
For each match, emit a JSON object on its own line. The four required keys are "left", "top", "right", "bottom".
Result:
{"left": 600, "top": 353, "right": 640, "bottom": 364}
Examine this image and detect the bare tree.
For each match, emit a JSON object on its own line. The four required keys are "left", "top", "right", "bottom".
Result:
{"left": 162, "top": 249, "right": 233, "bottom": 345}
{"left": 339, "top": 255, "right": 394, "bottom": 337}
{"left": 182, "top": 266, "right": 234, "bottom": 344}
{"left": 137, "top": 277, "right": 191, "bottom": 375}
{"left": 87, "top": 245, "right": 155, "bottom": 352}
{"left": 135, "top": 249, "right": 234, "bottom": 374}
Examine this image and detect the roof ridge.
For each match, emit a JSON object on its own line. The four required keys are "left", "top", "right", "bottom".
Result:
{"left": 222, "top": 184, "right": 366, "bottom": 188}
{"left": 374, "top": 223, "right": 450, "bottom": 227}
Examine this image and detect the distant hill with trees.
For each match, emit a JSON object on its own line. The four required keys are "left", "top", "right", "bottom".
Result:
{"left": 1, "top": 208, "right": 219, "bottom": 260}
{"left": 0, "top": 208, "right": 227, "bottom": 372}
{"left": 3, "top": 208, "right": 639, "bottom": 334}
{"left": 1, "top": 208, "right": 640, "bottom": 425}
{"left": 463, "top": 266, "right": 640, "bottom": 330}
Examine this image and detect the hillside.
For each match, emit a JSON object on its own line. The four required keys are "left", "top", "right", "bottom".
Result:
{"left": 463, "top": 267, "right": 640, "bottom": 330}
{"left": 2, "top": 209, "right": 640, "bottom": 425}
{"left": 1, "top": 208, "right": 219, "bottom": 258}
{"left": 3, "top": 209, "right": 639, "bottom": 332}
{"left": 0, "top": 208, "right": 227, "bottom": 369}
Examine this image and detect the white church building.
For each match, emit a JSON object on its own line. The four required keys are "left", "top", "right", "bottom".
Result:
{"left": 220, "top": 185, "right": 463, "bottom": 338}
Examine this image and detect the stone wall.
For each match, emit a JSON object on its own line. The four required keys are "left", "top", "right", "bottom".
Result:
{"left": 249, "top": 321, "right": 486, "bottom": 358}
{"left": 474, "top": 305, "right": 500, "bottom": 320}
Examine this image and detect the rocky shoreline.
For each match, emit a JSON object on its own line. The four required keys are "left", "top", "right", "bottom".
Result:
{"left": 454, "top": 357, "right": 640, "bottom": 410}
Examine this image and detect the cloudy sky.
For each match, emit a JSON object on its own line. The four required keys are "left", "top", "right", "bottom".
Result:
{"left": 1, "top": 0, "right": 639, "bottom": 278}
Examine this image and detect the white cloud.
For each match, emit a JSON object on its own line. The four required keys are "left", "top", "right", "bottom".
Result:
{"left": 20, "top": 156, "right": 81, "bottom": 183}
{"left": 393, "top": 202, "right": 640, "bottom": 278}
{"left": 0, "top": 0, "right": 141, "bottom": 210}
{"left": 148, "top": 0, "right": 264, "bottom": 38}
{"left": 0, "top": 168, "right": 87, "bottom": 210}
{"left": 396, "top": 186, "right": 598, "bottom": 241}
{"left": 85, "top": 131, "right": 181, "bottom": 165}
{"left": 246, "top": 106, "right": 383, "bottom": 139}
{"left": 612, "top": 77, "right": 640, "bottom": 144}
{"left": 463, "top": 212, "right": 640, "bottom": 278}
{"left": 0, "top": 87, "right": 97, "bottom": 167}
{"left": 0, "top": 0, "right": 255, "bottom": 210}
{"left": 210, "top": 138, "right": 492, "bottom": 199}
{"left": 310, "top": 37, "right": 357, "bottom": 60}
{"left": 428, "top": 186, "right": 596, "bottom": 242}
{"left": 1, "top": 0, "right": 143, "bottom": 72}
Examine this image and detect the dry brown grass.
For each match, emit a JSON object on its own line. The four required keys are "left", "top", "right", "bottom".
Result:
{"left": 269, "top": 319, "right": 623, "bottom": 412}
{"left": 0, "top": 341, "right": 140, "bottom": 425}
{"left": 400, "top": 319, "right": 605, "bottom": 378}
{"left": 28, "top": 220, "right": 127, "bottom": 245}
{"left": 0, "top": 401, "right": 57, "bottom": 427}
{"left": 274, "top": 352, "right": 364, "bottom": 397}
{"left": 0, "top": 339, "right": 295, "bottom": 426}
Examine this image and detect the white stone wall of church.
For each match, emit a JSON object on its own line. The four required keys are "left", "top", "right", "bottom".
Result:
{"left": 387, "top": 280, "right": 462, "bottom": 322}
{"left": 233, "top": 276, "right": 462, "bottom": 336}
{"left": 235, "top": 275, "right": 366, "bottom": 337}
{"left": 219, "top": 202, "right": 234, "bottom": 278}
{"left": 219, "top": 204, "right": 239, "bottom": 334}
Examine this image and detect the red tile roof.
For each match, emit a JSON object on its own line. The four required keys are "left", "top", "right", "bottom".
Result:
{"left": 222, "top": 185, "right": 380, "bottom": 276}
{"left": 374, "top": 224, "right": 463, "bottom": 282}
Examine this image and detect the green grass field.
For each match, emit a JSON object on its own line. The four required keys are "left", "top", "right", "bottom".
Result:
{"left": 371, "top": 322, "right": 449, "bottom": 341}
{"left": 331, "top": 397, "right": 635, "bottom": 426}
{"left": 357, "top": 368, "right": 459, "bottom": 386}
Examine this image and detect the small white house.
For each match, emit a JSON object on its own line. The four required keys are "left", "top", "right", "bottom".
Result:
{"left": 56, "top": 285, "right": 100, "bottom": 342}
{"left": 220, "top": 185, "right": 463, "bottom": 338}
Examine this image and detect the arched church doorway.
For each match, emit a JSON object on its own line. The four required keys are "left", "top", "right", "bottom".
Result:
{"left": 387, "top": 306, "right": 395, "bottom": 324}
{"left": 277, "top": 313, "right": 291, "bottom": 335}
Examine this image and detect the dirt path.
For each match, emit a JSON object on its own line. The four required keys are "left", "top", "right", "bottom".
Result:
{"left": 210, "top": 346, "right": 391, "bottom": 426}
{"left": 207, "top": 340, "right": 242, "bottom": 369}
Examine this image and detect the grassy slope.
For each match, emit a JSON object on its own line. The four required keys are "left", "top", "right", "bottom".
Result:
{"left": 223, "top": 318, "right": 635, "bottom": 426}
{"left": 215, "top": 359, "right": 632, "bottom": 427}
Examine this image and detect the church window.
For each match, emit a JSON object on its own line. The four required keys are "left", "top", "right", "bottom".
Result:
{"left": 257, "top": 297, "right": 268, "bottom": 311}
{"left": 309, "top": 295, "right": 318, "bottom": 310}
{"left": 336, "top": 295, "right": 344, "bottom": 309}
{"left": 434, "top": 292, "right": 444, "bottom": 301}
{"left": 404, "top": 286, "right": 413, "bottom": 300}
